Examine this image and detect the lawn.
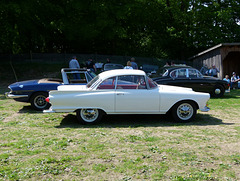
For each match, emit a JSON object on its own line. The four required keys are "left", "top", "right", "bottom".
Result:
{"left": 0, "top": 82, "right": 240, "bottom": 180}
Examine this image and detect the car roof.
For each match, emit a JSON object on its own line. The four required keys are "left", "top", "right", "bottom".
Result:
{"left": 99, "top": 69, "right": 146, "bottom": 80}
{"left": 163, "top": 66, "right": 194, "bottom": 72}
{"left": 103, "top": 63, "right": 124, "bottom": 69}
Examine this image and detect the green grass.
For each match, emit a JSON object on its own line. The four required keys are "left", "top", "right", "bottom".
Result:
{"left": 0, "top": 82, "right": 240, "bottom": 180}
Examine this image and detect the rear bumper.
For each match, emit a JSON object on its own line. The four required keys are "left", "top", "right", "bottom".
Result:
{"left": 200, "top": 106, "right": 210, "bottom": 112}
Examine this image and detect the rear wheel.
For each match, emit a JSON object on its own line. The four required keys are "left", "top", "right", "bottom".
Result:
{"left": 30, "top": 92, "right": 50, "bottom": 111}
{"left": 211, "top": 85, "right": 224, "bottom": 98}
{"left": 171, "top": 101, "right": 197, "bottom": 122}
{"left": 76, "top": 109, "right": 103, "bottom": 124}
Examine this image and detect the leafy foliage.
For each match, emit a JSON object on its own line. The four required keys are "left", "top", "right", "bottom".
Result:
{"left": 0, "top": 0, "right": 240, "bottom": 59}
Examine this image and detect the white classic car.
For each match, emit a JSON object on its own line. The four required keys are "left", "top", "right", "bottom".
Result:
{"left": 44, "top": 69, "right": 210, "bottom": 124}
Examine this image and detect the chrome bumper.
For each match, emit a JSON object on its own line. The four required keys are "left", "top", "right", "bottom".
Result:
{"left": 43, "top": 108, "right": 56, "bottom": 113}
{"left": 200, "top": 106, "right": 210, "bottom": 112}
{"left": 5, "top": 92, "right": 28, "bottom": 99}
{"left": 225, "top": 89, "right": 230, "bottom": 93}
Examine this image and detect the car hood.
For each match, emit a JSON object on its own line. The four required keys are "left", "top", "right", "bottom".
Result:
{"left": 159, "top": 85, "right": 193, "bottom": 92}
{"left": 9, "top": 80, "right": 39, "bottom": 88}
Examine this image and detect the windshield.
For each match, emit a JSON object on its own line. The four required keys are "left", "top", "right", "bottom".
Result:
{"left": 89, "top": 71, "right": 97, "bottom": 78}
{"left": 87, "top": 75, "right": 100, "bottom": 88}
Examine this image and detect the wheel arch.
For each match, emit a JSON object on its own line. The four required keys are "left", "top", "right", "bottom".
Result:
{"left": 211, "top": 84, "right": 225, "bottom": 97}
{"left": 74, "top": 107, "right": 107, "bottom": 115}
{"left": 167, "top": 99, "right": 199, "bottom": 114}
{"left": 29, "top": 91, "right": 49, "bottom": 102}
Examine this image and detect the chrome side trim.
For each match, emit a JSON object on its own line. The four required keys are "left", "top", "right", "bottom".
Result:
{"left": 5, "top": 92, "right": 28, "bottom": 99}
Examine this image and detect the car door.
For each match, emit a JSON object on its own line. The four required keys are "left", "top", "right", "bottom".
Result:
{"left": 115, "top": 75, "right": 159, "bottom": 113}
{"left": 95, "top": 77, "right": 116, "bottom": 112}
{"left": 168, "top": 68, "right": 189, "bottom": 87}
{"left": 188, "top": 68, "right": 212, "bottom": 92}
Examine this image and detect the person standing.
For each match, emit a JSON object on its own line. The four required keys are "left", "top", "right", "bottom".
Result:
{"left": 209, "top": 65, "right": 219, "bottom": 77}
{"left": 102, "top": 58, "right": 111, "bottom": 70}
{"left": 69, "top": 56, "right": 80, "bottom": 79}
{"left": 130, "top": 57, "right": 138, "bottom": 69}
{"left": 164, "top": 61, "right": 171, "bottom": 67}
{"left": 124, "top": 61, "right": 133, "bottom": 69}
{"left": 200, "top": 64, "right": 209, "bottom": 75}
{"left": 69, "top": 56, "right": 80, "bottom": 69}
{"left": 86, "top": 59, "right": 97, "bottom": 72}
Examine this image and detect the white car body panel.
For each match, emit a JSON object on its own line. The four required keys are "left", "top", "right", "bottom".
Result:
{"left": 115, "top": 88, "right": 160, "bottom": 113}
{"left": 45, "top": 69, "right": 210, "bottom": 115}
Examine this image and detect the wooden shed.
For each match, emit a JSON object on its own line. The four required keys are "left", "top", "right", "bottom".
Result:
{"left": 189, "top": 43, "right": 240, "bottom": 79}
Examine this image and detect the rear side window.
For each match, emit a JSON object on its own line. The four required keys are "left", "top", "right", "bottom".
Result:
{"left": 170, "top": 69, "right": 187, "bottom": 78}
{"left": 189, "top": 69, "right": 202, "bottom": 78}
{"left": 117, "top": 75, "right": 147, "bottom": 89}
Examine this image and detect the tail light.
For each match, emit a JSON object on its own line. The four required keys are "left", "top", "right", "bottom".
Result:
{"left": 45, "top": 97, "right": 50, "bottom": 103}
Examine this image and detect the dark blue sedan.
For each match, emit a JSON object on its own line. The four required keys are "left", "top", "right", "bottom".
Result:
{"left": 5, "top": 68, "right": 96, "bottom": 110}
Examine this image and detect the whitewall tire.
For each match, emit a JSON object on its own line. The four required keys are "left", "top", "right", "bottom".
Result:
{"left": 76, "top": 109, "right": 103, "bottom": 124}
{"left": 171, "top": 101, "right": 197, "bottom": 122}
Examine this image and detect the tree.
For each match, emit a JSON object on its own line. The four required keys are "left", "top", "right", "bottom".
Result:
{"left": 0, "top": 0, "right": 239, "bottom": 60}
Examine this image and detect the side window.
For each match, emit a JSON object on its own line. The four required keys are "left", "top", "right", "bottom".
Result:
{"left": 117, "top": 75, "right": 147, "bottom": 89}
{"left": 196, "top": 70, "right": 203, "bottom": 78}
{"left": 170, "top": 70, "right": 177, "bottom": 78}
{"left": 177, "top": 69, "right": 187, "bottom": 78}
{"left": 97, "top": 77, "right": 116, "bottom": 89}
{"left": 189, "top": 69, "right": 198, "bottom": 78}
{"left": 170, "top": 69, "right": 187, "bottom": 78}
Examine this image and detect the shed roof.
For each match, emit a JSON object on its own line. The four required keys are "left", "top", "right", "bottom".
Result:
{"left": 189, "top": 43, "right": 240, "bottom": 60}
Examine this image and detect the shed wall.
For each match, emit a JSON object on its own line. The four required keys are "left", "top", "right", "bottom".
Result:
{"left": 192, "top": 45, "right": 240, "bottom": 79}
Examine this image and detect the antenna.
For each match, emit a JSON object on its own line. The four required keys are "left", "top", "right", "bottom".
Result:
{"left": 10, "top": 59, "right": 19, "bottom": 83}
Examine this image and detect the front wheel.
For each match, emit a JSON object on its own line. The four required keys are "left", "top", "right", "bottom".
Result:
{"left": 211, "top": 85, "right": 224, "bottom": 98}
{"left": 171, "top": 101, "right": 197, "bottom": 123}
{"left": 76, "top": 109, "right": 103, "bottom": 124}
{"left": 30, "top": 92, "right": 50, "bottom": 111}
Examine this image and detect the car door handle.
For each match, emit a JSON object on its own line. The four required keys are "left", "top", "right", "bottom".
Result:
{"left": 117, "top": 93, "right": 124, "bottom": 95}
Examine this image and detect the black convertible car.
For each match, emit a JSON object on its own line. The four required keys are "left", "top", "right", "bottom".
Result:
{"left": 153, "top": 67, "right": 229, "bottom": 98}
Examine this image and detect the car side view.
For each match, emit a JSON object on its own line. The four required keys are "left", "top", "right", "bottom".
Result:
{"left": 44, "top": 69, "right": 210, "bottom": 124}
{"left": 5, "top": 68, "right": 96, "bottom": 110}
{"left": 153, "top": 67, "right": 229, "bottom": 97}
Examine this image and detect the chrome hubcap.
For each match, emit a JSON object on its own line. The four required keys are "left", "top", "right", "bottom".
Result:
{"left": 215, "top": 88, "right": 221, "bottom": 94}
{"left": 34, "top": 95, "right": 47, "bottom": 108}
{"left": 81, "top": 109, "right": 98, "bottom": 122}
{"left": 177, "top": 103, "right": 193, "bottom": 120}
